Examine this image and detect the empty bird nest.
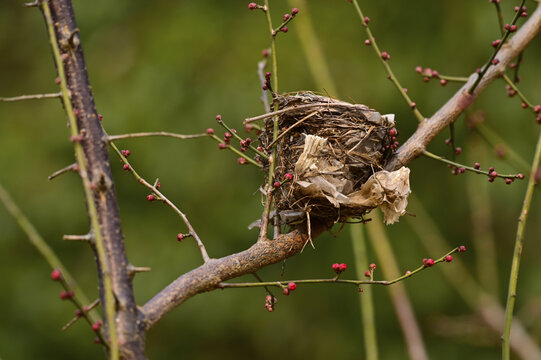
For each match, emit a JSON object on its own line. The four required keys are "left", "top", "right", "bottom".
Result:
{"left": 254, "top": 92, "right": 410, "bottom": 225}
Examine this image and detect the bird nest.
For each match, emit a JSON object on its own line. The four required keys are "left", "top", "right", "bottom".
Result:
{"left": 258, "top": 92, "right": 410, "bottom": 224}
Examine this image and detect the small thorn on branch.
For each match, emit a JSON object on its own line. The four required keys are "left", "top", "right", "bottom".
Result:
{"left": 127, "top": 264, "right": 151, "bottom": 277}
{"left": 48, "top": 163, "right": 79, "bottom": 180}
{"left": 63, "top": 233, "right": 93, "bottom": 242}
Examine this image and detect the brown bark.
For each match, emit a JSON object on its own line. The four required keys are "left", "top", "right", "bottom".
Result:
{"left": 40, "top": 1, "right": 145, "bottom": 358}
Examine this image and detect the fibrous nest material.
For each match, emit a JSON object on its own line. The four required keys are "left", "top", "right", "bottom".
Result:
{"left": 258, "top": 92, "right": 410, "bottom": 224}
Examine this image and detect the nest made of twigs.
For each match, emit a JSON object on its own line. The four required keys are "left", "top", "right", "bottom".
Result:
{"left": 259, "top": 92, "right": 395, "bottom": 222}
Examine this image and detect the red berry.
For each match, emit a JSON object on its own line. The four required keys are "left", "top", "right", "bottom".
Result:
{"left": 262, "top": 49, "right": 269, "bottom": 58}
{"left": 146, "top": 194, "right": 156, "bottom": 202}
{"left": 364, "top": 39, "right": 371, "bottom": 46}
{"left": 440, "top": 79, "right": 448, "bottom": 86}
{"left": 332, "top": 263, "right": 340, "bottom": 271}
{"left": 489, "top": 171, "right": 498, "bottom": 177}
{"left": 291, "top": 7, "right": 299, "bottom": 16}
{"left": 121, "top": 149, "right": 131, "bottom": 157}
{"left": 177, "top": 233, "right": 185, "bottom": 242}
{"left": 92, "top": 321, "right": 102, "bottom": 331}
{"left": 283, "top": 288, "right": 290, "bottom": 296}
{"left": 423, "top": 76, "right": 430, "bottom": 83}
{"left": 237, "top": 157, "right": 247, "bottom": 165}
{"left": 262, "top": 84, "right": 268, "bottom": 91}
{"left": 537, "top": 115, "right": 541, "bottom": 124}
{"left": 216, "top": 114, "right": 222, "bottom": 122}
{"left": 492, "top": 59, "right": 500, "bottom": 65}
{"left": 381, "top": 51, "right": 390, "bottom": 61}
{"left": 156, "top": 182, "right": 161, "bottom": 189}
{"left": 283, "top": 13, "right": 291, "bottom": 21}
{"left": 505, "top": 178, "right": 512, "bottom": 185}
{"left": 364, "top": 270, "right": 371, "bottom": 278}
{"left": 287, "top": 282, "right": 297, "bottom": 291}
{"left": 123, "top": 164, "right": 131, "bottom": 171}
{"left": 218, "top": 143, "right": 227, "bottom": 150}
{"left": 534, "top": 105, "right": 541, "bottom": 113}
{"left": 491, "top": 39, "right": 502, "bottom": 48}
{"left": 206, "top": 128, "right": 214, "bottom": 135}
{"left": 284, "top": 173, "right": 293, "bottom": 181}
{"left": 339, "top": 263, "right": 347, "bottom": 272}
{"left": 444, "top": 255, "right": 453, "bottom": 262}
{"left": 369, "top": 263, "right": 376, "bottom": 270}
{"left": 517, "top": 173, "right": 525, "bottom": 180}
{"left": 458, "top": 245, "right": 467, "bottom": 253}
{"left": 455, "top": 147, "right": 462, "bottom": 155}
{"left": 423, "top": 258, "right": 434, "bottom": 267}
{"left": 273, "top": 181, "right": 280, "bottom": 188}
{"left": 248, "top": 2, "right": 257, "bottom": 10}
{"left": 51, "top": 269, "right": 62, "bottom": 281}
{"left": 98, "top": 114, "right": 103, "bottom": 121}
{"left": 363, "top": 16, "right": 370, "bottom": 25}
{"left": 389, "top": 128, "right": 397, "bottom": 137}
{"left": 410, "top": 102, "right": 416, "bottom": 109}
{"left": 75, "top": 309, "right": 83, "bottom": 317}
{"left": 510, "top": 25, "right": 517, "bottom": 32}
{"left": 60, "top": 290, "right": 74, "bottom": 300}
{"left": 474, "top": 162, "right": 481, "bottom": 169}
{"left": 55, "top": 77, "right": 61, "bottom": 85}
{"left": 415, "top": 66, "right": 423, "bottom": 74}
{"left": 281, "top": 26, "right": 288, "bottom": 33}
{"left": 459, "top": 167, "right": 466, "bottom": 174}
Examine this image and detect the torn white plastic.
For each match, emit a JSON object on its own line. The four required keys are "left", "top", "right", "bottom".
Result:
{"left": 293, "top": 135, "right": 410, "bottom": 224}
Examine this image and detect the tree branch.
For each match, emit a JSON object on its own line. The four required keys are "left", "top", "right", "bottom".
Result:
{"left": 142, "top": 220, "right": 330, "bottom": 329}
{"left": 385, "top": 3, "right": 541, "bottom": 171}
{"left": 39, "top": 0, "right": 145, "bottom": 358}
{"left": 141, "top": 3, "right": 541, "bottom": 331}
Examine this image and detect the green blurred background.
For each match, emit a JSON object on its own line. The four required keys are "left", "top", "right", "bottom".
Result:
{"left": 1, "top": 1, "right": 540, "bottom": 359}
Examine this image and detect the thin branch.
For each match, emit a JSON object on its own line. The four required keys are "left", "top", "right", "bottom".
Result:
{"left": 468, "top": 0, "right": 526, "bottom": 94}
{"left": 218, "top": 247, "right": 459, "bottom": 289}
{"left": 422, "top": 150, "right": 523, "bottom": 180}
{"left": 48, "top": 163, "right": 78, "bottom": 180}
{"left": 107, "top": 132, "right": 206, "bottom": 142}
{"left": 502, "top": 128, "right": 541, "bottom": 359}
{"left": 366, "top": 211, "right": 429, "bottom": 360}
{"left": 351, "top": 0, "right": 424, "bottom": 122}
{"left": 110, "top": 142, "right": 210, "bottom": 263}
{"left": 0, "top": 182, "right": 98, "bottom": 325}
{"left": 350, "top": 224, "right": 378, "bottom": 360}
{"left": 408, "top": 195, "right": 541, "bottom": 360}
{"left": 385, "top": 3, "right": 541, "bottom": 171}
{"left": 0, "top": 92, "right": 61, "bottom": 102}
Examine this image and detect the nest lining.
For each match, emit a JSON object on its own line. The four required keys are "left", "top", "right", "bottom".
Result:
{"left": 259, "top": 92, "right": 395, "bottom": 221}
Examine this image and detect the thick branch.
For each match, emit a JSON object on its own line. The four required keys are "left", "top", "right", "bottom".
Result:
{"left": 385, "top": 3, "right": 541, "bottom": 171}
{"left": 142, "top": 3, "right": 541, "bottom": 330}
{"left": 41, "top": 1, "right": 145, "bottom": 358}
{"left": 142, "top": 220, "right": 330, "bottom": 328}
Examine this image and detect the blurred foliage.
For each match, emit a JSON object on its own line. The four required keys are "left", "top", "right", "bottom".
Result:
{"left": 1, "top": 0, "right": 540, "bottom": 359}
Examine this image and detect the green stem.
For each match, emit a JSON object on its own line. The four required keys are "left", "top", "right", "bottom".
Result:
{"left": 209, "top": 135, "right": 263, "bottom": 168}
{"left": 41, "top": 2, "right": 118, "bottom": 357}
{"left": 351, "top": 224, "right": 378, "bottom": 360}
{"left": 264, "top": 0, "right": 278, "bottom": 92}
{"left": 468, "top": 0, "right": 526, "bottom": 94}
{"left": 502, "top": 74, "right": 535, "bottom": 111}
{"left": 0, "top": 183, "right": 97, "bottom": 325}
{"left": 502, "top": 128, "right": 541, "bottom": 360}
{"left": 351, "top": 0, "right": 424, "bottom": 122}
{"left": 220, "top": 247, "right": 459, "bottom": 288}
{"left": 422, "top": 150, "right": 522, "bottom": 179}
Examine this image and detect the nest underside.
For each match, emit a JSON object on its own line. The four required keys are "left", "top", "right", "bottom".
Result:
{"left": 260, "top": 92, "right": 394, "bottom": 221}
